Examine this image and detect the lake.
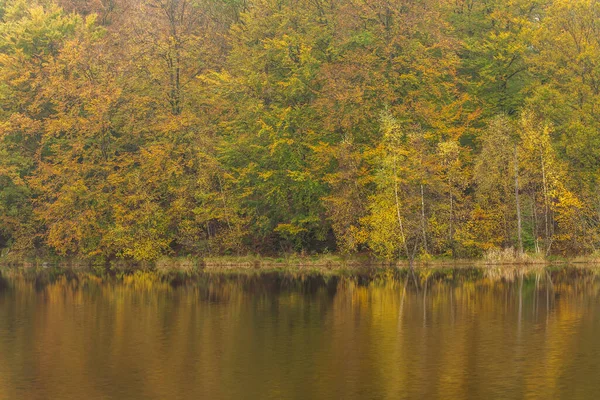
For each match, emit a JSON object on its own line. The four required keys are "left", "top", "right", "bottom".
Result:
{"left": 1, "top": 266, "right": 600, "bottom": 399}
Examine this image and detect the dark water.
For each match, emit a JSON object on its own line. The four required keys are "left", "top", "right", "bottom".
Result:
{"left": 1, "top": 266, "right": 600, "bottom": 399}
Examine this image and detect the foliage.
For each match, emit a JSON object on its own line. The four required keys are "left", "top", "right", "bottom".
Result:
{"left": 1, "top": 0, "right": 600, "bottom": 261}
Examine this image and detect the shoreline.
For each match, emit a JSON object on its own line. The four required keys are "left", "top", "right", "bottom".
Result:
{"left": 3, "top": 258, "right": 600, "bottom": 289}
{"left": 2, "top": 254, "right": 600, "bottom": 274}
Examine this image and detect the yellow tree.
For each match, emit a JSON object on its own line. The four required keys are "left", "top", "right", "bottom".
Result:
{"left": 0, "top": 0, "right": 80, "bottom": 252}
{"left": 529, "top": 0, "right": 600, "bottom": 250}
{"left": 360, "top": 111, "right": 442, "bottom": 263}
{"left": 314, "top": 0, "right": 468, "bottom": 256}
{"left": 519, "top": 111, "right": 597, "bottom": 255}
{"left": 472, "top": 116, "right": 523, "bottom": 254}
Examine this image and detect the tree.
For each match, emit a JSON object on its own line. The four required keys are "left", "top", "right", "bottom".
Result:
{"left": 448, "top": 0, "right": 546, "bottom": 116}
{"left": 472, "top": 116, "right": 523, "bottom": 253}
{"left": 529, "top": 0, "right": 600, "bottom": 242}
{"left": 202, "top": 0, "right": 334, "bottom": 253}
{"left": 0, "top": 0, "right": 80, "bottom": 252}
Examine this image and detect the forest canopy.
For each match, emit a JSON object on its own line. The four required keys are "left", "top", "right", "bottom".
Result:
{"left": 1, "top": 0, "right": 600, "bottom": 262}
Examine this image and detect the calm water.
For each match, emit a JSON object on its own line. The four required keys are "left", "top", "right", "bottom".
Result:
{"left": 1, "top": 266, "right": 600, "bottom": 399}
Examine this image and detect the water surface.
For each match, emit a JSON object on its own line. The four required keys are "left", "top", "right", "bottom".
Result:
{"left": 0, "top": 266, "right": 599, "bottom": 399}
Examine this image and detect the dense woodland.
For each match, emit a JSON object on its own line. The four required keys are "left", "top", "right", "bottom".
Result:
{"left": 1, "top": 0, "right": 600, "bottom": 262}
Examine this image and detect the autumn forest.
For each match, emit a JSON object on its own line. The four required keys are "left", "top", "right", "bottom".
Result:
{"left": 1, "top": 0, "right": 599, "bottom": 262}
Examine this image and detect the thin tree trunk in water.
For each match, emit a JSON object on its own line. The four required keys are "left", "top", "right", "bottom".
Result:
{"left": 420, "top": 184, "right": 428, "bottom": 254}
{"left": 514, "top": 144, "right": 523, "bottom": 255}
{"left": 397, "top": 276, "right": 409, "bottom": 332}
{"left": 423, "top": 276, "right": 428, "bottom": 327}
{"left": 518, "top": 272, "right": 523, "bottom": 335}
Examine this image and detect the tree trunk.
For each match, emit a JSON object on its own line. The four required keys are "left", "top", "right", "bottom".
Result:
{"left": 448, "top": 175, "right": 455, "bottom": 258}
{"left": 393, "top": 158, "right": 411, "bottom": 264}
{"left": 420, "top": 184, "right": 428, "bottom": 254}
{"left": 514, "top": 144, "right": 523, "bottom": 255}
{"left": 541, "top": 152, "right": 550, "bottom": 253}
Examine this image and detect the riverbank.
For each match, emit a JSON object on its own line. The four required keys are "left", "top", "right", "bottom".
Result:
{"left": 2, "top": 252, "right": 600, "bottom": 275}
{"left": 2, "top": 257, "right": 600, "bottom": 295}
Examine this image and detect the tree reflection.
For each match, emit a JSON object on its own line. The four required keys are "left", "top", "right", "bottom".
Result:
{"left": 0, "top": 266, "right": 599, "bottom": 399}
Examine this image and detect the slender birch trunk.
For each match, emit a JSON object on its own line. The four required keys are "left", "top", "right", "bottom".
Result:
{"left": 393, "top": 157, "right": 411, "bottom": 265}
{"left": 420, "top": 184, "right": 428, "bottom": 254}
{"left": 514, "top": 144, "right": 523, "bottom": 255}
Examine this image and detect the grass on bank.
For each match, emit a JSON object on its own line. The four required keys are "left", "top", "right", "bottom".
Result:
{"left": 3, "top": 247, "right": 600, "bottom": 276}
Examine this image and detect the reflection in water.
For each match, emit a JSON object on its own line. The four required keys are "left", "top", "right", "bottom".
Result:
{"left": 1, "top": 266, "right": 600, "bottom": 399}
